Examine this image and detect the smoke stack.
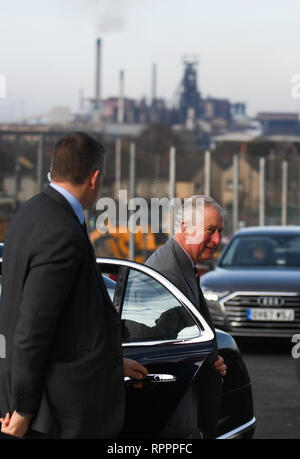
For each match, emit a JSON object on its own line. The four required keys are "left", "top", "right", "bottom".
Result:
{"left": 152, "top": 63, "right": 157, "bottom": 105}
{"left": 150, "top": 63, "right": 158, "bottom": 122}
{"left": 95, "top": 38, "right": 102, "bottom": 101}
{"left": 79, "top": 88, "right": 84, "bottom": 113}
{"left": 118, "top": 70, "right": 125, "bottom": 124}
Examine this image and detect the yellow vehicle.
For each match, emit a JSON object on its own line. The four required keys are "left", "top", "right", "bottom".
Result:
{"left": 89, "top": 224, "right": 167, "bottom": 263}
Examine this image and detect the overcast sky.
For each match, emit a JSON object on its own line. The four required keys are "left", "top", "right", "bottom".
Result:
{"left": 0, "top": 0, "right": 300, "bottom": 121}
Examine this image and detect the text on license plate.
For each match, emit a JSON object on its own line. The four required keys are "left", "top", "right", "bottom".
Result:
{"left": 247, "top": 308, "right": 295, "bottom": 321}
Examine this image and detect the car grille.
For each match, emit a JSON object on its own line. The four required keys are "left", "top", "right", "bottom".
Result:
{"left": 222, "top": 293, "right": 300, "bottom": 330}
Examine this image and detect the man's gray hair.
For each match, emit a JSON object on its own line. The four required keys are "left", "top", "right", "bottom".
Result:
{"left": 174, "top": 195, "right": 224, "bottom": 233}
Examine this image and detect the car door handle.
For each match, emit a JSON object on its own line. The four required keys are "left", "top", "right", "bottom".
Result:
{"left": 124, "top": 374, "right": 177, "bottom": 385}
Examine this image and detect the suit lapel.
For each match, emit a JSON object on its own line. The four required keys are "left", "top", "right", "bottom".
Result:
{"left": 81, "top": 225, "right": 115, "bottom": 308}
{"left": 43, "top": 186, "right": 116, "bottom": 313}
{"left": 43, "top": 185, "right": 79, "bottom": 223}
{"left": 170, "top": 239, "right": 200, "bottom": 308}
{"left": 170, "top": 239, "right": 218, "bottom": 355}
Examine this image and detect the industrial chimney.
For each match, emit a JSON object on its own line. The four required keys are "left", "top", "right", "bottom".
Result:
{"left": 150, "top": 63, "right": 158, "bottom": 122}
{"left": 95, "top": 38, "right": 102, "bottom": 102}
{"left": 118, "top": 70, "right": 125, "bottom": 124}
{"left": 152, "top": 63, "right": 157, "bottom": 105}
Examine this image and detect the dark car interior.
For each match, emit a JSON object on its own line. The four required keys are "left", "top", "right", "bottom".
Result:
{"left": 232, "top": 240, "right": 275, "bottom": 266}
{"left": 221, "top": 235, "right": 300, "bottom": 268}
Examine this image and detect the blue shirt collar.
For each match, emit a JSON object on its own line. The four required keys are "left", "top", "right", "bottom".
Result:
{"left": 50, "top": 183, "right": 85, "bottom": 225}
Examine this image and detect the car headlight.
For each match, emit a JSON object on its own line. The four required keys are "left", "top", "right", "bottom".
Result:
{"left": 201, "top": 287, "right": 230, "bottom": 326}
{"left": 202, "top": 287, "right": 230, "bottom": 302}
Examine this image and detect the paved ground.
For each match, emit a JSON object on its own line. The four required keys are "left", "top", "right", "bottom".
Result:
{"left": 237, "top": 339, "right": 300, "bottom": 439}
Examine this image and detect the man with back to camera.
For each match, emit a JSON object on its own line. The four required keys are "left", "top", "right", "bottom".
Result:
{"left": 146, "top": 195, "right": 227, "bottom": 438}
{"left": 0, "top": 132, "right": 147, "bottom": 439}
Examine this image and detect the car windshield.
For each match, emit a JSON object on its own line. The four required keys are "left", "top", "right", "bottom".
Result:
{"left": 219, "top": 234, "right": 300, "bottom": 268}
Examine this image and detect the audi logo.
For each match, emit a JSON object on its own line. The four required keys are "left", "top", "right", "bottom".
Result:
{"left": 257, "top": 297, "right": 285, "bottom": 307}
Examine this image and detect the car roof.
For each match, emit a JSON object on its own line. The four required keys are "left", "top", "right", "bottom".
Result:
{"left": 233, "top": 226, "right": 300, "bottom": 236}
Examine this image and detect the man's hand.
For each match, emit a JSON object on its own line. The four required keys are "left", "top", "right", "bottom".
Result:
{"left": 214, "top": 356, "right": 227, "bottom": 377}
{"left": 123, "top": 358, "right": 148, "bottom": 389}
{"left": 0, "top": 411, "right": 31, "bottom": 438}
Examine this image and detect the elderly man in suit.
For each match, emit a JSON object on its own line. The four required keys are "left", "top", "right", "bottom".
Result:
{"left": 146, "top": 195, "right": 226, "bottom": 438}
{"left": 0, "top": 132, "right": 147, "bottom": 439}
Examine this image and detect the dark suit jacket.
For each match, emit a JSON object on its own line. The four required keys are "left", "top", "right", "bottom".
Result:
{"left": 145, "top": 237, "right": 222, "bottom": 438}
{"left": 0, "top": 186, "right": 125, "bottom": 439}
{"left": 146, "top": 238, "right": 216, "bottom": 340}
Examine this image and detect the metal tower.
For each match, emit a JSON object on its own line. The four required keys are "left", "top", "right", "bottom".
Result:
{"left": 178, "top": 56, "right": 201, "bottom": 123}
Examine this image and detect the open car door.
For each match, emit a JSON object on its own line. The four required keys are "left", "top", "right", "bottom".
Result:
{"left": 98, "top": 258, "right": 216, "bottom": 439}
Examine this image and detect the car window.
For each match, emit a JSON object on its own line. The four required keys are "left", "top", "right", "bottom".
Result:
{"left": 220, "top": 235, "right": 300, "bottom": 268}
{"left": 121, "top": 268, "right": 200, "bottom": 343}
{"left": 103, "top": 275, "right": 116, "bottom": 301}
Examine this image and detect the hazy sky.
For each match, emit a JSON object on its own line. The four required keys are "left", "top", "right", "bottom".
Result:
{"left": 0, "top": 0, "right": 300, "bottom": 121}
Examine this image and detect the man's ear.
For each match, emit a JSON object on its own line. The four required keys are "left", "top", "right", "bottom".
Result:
{"left": 90, "top": 170, "right": 101, "bottom": 190}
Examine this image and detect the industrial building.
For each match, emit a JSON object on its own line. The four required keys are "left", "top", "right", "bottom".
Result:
{"left": 1, "top": 38, "right": 300, "bottom": 256}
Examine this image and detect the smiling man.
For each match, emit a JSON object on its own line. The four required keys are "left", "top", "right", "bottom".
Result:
{"left": 146, "top": 195, "right": 226, "bottom": 438}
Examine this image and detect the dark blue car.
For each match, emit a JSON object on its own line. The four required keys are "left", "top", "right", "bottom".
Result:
{"left": 201, "top": 226, "right": 300, "bottom": 338}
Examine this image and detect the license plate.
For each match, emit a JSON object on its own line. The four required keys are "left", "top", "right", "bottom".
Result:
{"left": 247, "top": 308, "right": 295, "bottom": 321}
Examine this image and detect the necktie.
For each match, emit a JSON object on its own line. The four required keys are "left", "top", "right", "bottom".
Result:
{"left": 81, "top": 220, "right": 98, "bottom": 262}
{"left": 194, "top": 267, "right": 214, "bottom": 330}
{"left": 194, "top": 266, "right": 206, "bottom": 315}
{"left": 81, "top": 220, "right": 88, "bottom": 234}
{"left": 81, "top": 221, "right": 95, "bottom": 255}
{"left": 194, "top": 266, "right": 200, "bottom": 285}
{"left": 194, "top": 266, "right": 218, "bottom": 357}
